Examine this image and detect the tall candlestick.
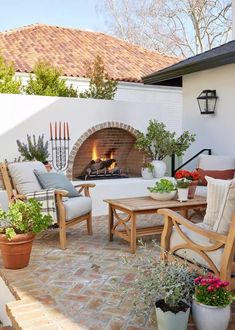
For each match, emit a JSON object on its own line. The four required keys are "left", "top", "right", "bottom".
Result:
{"left": 59, "top": 122, "right": 61, "bottom": 139}
{"left": 66, "top": 122, "right": 70, "bottom": 139}
{"left": 63, "top": 122, "right": 66, "bottom": 139}
{"left": 49, "top": 123, "right": 52, "bottom": 140}
{"left": 55, "top": 122, "right": 57, "bottom": 139}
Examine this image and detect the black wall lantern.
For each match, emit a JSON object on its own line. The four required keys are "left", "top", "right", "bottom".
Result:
{"left": 197, "top": 90, "right": 218, "bottom": 114}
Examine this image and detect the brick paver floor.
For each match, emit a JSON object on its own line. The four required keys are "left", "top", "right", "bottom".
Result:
{"left": 0, "top": 215, "right": 234, "bottom": 329}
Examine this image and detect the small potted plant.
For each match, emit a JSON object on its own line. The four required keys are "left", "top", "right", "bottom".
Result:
{"left": 148, "top": 178, "right": 176, "bottom": 201}
{"left": 192, "top": 274, "right": 235, "bottom": 330}
{"left": 135, "top": 120, "right": 195, "bottom": 178}
{"left": 122, "top": 245, "right": 197, "bottom": 330}
{"left": 141, "top": 162, "right": 154, "bottom": 180}
{"left": 0, "top": 199, "right": 52, "bottom": 269}
{"left": 16, "top": 134, "right": 52, "bottom": 171}
{"left": 176, "top": 178, "right": 191, "bottom": 202}
{"left": 175, "top": 170, "right": 200, "bottom": 199}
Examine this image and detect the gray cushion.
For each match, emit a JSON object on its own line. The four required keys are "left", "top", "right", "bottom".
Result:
{"left": 8, "top": 161, "right": 46, "bottom": 195}
{"left": 34, "top": 171, "right": 80, "bottom": 198}
{"left": 63, "top": 196, "right": 92, "bottom": 221}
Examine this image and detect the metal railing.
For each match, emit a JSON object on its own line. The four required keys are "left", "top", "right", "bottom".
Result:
{"left": 171, "top": 149, "right": 212, "bottom": 176}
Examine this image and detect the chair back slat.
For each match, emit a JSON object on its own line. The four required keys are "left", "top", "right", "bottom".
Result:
{"left": 0, "top": 162, "right": 15, "bottom": 203}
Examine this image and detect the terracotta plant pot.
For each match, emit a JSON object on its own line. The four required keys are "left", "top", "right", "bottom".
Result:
{"left": 0, "top": 232, "right": 36, "bottom": 269}
{"left": 188, "top": 180, "right": 198, "bottom": 199}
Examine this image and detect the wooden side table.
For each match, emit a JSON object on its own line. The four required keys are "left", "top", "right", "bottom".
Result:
{"left": 104, "top": 196, "right": 207, "bottom": 253}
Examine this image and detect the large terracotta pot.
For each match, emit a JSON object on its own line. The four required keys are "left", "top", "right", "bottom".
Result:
{"left": 188, "top": 180, "right": 198, "bottom": 199}
{"left": 0, "top": 232, "right": 36, "bottom": 269}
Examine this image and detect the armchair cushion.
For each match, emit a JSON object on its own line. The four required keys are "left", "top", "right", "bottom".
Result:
{"left": 8, "top": 161, "right": 46, "bottom": 195}
{"left": 34, "top": 171, "right": 80, "bottom": 198}
{"left": 203, "top": 176, "right": 231, "bottom": 228}
{"left": 170, "top": 223, "right": 223, "bottom": 271}
{"left": 198, "top": 155, "right": 235, "bottom": 170}
{"left": 63, "top": 196, "right": 92, "bottom": 221}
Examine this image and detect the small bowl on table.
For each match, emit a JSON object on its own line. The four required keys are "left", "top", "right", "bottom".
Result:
{"left": 149, "top": 191, "right": 176, "bottom": 201}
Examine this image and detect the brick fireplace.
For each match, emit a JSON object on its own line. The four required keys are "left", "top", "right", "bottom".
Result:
{"left": 67, "top": 122, "right": 147, "bottom": 180}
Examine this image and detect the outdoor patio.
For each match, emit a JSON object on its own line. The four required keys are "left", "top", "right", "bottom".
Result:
{"left": 0, "top": 214, "right": 235, "bottom": 330}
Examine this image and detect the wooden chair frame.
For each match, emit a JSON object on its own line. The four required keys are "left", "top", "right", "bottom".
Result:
{"left": 0, "top": 162, "right": 95, "bottom": 249}
{"left": 158, "top": 208, "right": 235, "bottom": 289}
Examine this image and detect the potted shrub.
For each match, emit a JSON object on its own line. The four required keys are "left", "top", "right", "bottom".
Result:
{"left": 192, "top": 274, "right": 235, "bottom": 330}
{"left": 141, "top": 162, "right": 154, "bottom": 180}
{"left": 175, "top": 170, "right": 200, "bottom": 199}
{"left": 135, "top": 120, "right": 195, "bottom": 178}
{"left": 122, "top": 246, "right": 197, "bottom": 330}
{"left": 148, "top": 178, "right": 176, "bottom": 201}
{"left": 16, "top": 134, "right": 52, "bottom": 171}
{"left": 176, "top": 178, "right": 191, "bottom": 202}
{"left": 0, "top": 199, "right": 52, "bottom": 269}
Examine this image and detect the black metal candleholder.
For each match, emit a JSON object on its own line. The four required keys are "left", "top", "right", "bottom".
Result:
{"left": 49, "top": 122, "right": 70, "bottom": 172}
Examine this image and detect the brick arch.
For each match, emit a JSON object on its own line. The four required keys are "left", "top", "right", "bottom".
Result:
{"left": 66, "top": 121, "right": 140, "bottom": 179}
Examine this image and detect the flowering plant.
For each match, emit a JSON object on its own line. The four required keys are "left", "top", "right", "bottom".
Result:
{"left": 194, "top": 274, "right": 235, "bottom": 307}
{"left": 175, "top": 170, "right": 200, "bottom": 181}
{"left": 176, "top": 178, "right": 191, "bottom": 188}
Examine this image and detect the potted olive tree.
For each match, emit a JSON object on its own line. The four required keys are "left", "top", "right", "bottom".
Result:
{"left": 0, "top": 199, "right": 52, "bottom": 269}
{"left": 141, "top": 162, "right": 154, "bottom": 180}
{"left": 122, "top": 245, "right": 197, "bottom": 330}
{"left": 135, "top": 120, "right": 195, "bottom": 178}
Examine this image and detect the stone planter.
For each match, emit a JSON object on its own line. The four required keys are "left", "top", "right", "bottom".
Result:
{"left": 177, "top": 188, "right": 189, "bottom": 202}
{"left": 188, "top": 180, "right": 198, "bottom": 199}
{"left": 192, "top": 300, "right": 231, "bottom": 330}
{"left": 151, "top": 160, "right": 166, "bottom": 178}
{"left": 149, "top": 191, "right": 176, "bottom": 201}
{"left": 155, "top": 304, "right": 190, "bottom": 330}
{"left": 0, "top": 232, "right": 36, "bottom": 269}
{"left": 141, "top": 167, "right": 153, "bottom": 180}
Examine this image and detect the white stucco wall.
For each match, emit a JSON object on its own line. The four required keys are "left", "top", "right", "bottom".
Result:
{"left": 233, "top": 0, "right": 235, "bottom": 39}
{"left": 182, "top": 63, "right": 235, "bottom": 165}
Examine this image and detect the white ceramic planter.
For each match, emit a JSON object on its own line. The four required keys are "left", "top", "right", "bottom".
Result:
{"left": 177, "top": 188, "right": 189, "bottom": 202}
{"left": 155, "top": 306, "right": 190, "bottom": 330}
{"left": 149, "top": 191, "right": 176, "bottom": 201}
{"left": 151, "top": 160, "right": 166, "bottom": 178}
{"left": 141, "top": 167, "right": 153, "bottom": 180}
{"left": 192, "top": 300, "right": 231, "bottom": 330}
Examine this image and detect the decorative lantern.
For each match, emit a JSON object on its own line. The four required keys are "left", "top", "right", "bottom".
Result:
{"left": 197, "top": 90, "right": 218, "bottom": 114}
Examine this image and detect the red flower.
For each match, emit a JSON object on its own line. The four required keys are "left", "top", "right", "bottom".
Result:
{"left": 207, "top": 285, "right": 215, "bottom": 292}
{"left": 175, "top": 170, "right": 200, "bottom": 181}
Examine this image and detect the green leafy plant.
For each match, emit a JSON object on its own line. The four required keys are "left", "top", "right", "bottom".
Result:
{"left": 24, "top": 60, "right": 78, "bottom": 97}
{"left": 176, "top": 178, "right": 191, "bottom": 188}
{"left": 0, "top": 199, "right": 52, "bottom": 240}
{"left": 16, "top": 134, "right": 49, "bottom": 164}
{"left": 0, "top": 54, "right": 22, "bottom": 94}
{"left": 194, "top": 274, "right": 235, "bottom": 307}
{"left": 122, "top": 242, "right": 197, "bottom": 313}
{"left": 148, "top": 179, "right": 176, "bottom": 193}
{"left": 79, "top": 55, "right": 117, "bottom": 100}
{"left": 135, "top": 120, "right": 195, "bottom": 160}
{"left": 142, "top": 162, "right": 154, "bottom": 173}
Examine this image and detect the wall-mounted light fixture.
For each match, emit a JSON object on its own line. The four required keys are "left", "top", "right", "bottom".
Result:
{"left": 197, "top": 90, "right": 218, "bottom": 114}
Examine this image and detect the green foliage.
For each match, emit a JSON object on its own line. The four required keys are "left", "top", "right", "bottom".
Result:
{"left": 79, "top": 55, "right": 117, "bottom": 100}
{"left": 135, "top": 120, "right": 196, "bottom": 160}
{"left": 0, "top": 54, "right": 22, "bottom": 94}
{"left": 176, "top": 178, "right": 191, "bottom": 188}
{"left": 17, "top": 134, "right": 49, "bottom": 163}
{"left": 142, "top": 162, "right": 154, "bottom": 173}
{"left": 194, "top": 275, "right": 235, "bottom": 307}
{"left": 148, "top": 179, "right": 176, "bottom": 193}
{"left": 0, "top": 199, "right": 52, "bottom": 240}
{"left": 24, "top": 61, "right": 78, "bottom": 97}
{"left": 122, "top": 242, "right": 197, "bottom": 312}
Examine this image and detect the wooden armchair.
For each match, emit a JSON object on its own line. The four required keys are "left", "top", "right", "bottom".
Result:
{"left": 158, "top": 208, "right": 235, "bottom": 289}
{"left": 0, "top": 162, "right": 95, "bottom": 249}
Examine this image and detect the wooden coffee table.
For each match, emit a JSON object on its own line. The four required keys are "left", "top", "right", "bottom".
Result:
{"left": 104, "top": 196, "right": 207, "bottom": 253}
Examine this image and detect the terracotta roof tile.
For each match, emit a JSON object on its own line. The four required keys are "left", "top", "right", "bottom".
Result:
{"left": 0, "top": 23, "right": 179, "bottom": 83}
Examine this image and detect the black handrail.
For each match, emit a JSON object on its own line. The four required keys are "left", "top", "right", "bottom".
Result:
{"left": 171, "top": 149, "right": 212, "bottom": 176}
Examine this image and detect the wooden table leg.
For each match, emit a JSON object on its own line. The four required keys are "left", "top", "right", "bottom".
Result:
{"left": 130, "top": 212, "right": 136, "bottom": 254}
{"left": 109, "top": 204, "right": 114, "bottom": 241}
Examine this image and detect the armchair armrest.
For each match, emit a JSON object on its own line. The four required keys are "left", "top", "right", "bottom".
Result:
{"left": 74, "top": 183, "right": 95, "bottom": 197}
{"left": 158, "top": 209, "right": 227, "bottom": 243}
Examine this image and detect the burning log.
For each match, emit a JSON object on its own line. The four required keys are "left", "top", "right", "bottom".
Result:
{"left": 86, "top": 159, "right": 116, "bottom": 174}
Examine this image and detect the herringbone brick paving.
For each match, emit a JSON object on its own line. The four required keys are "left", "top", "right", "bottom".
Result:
{"left": 0, "top": 215, "right": 234, "bottom": 329}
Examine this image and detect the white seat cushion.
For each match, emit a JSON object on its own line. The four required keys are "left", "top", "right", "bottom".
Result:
{"left": 198, "top": 155, "right": 235, "bottom": 170}
{"left": 8, "top": 161, "right": 46, "bottom": 195}
{"left": 170, "top": 223, "right": 223, "bottom": 271}
{"left": 63, "top": 196, "right": 92, "bottom": 221}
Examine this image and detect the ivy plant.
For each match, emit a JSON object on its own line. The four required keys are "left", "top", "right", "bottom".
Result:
{"left": 148, "top": 179, "right": 176, "bottom": 193}
{"left": 0, "top": 54, "right": 22, "bottom": 94}
{"left": 79, "top": 55, "right": 117, "bottom": 100}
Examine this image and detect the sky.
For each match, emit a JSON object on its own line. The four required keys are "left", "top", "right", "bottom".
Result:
{"left": 0, "top": 0, "right": 106, "bottom": 32}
